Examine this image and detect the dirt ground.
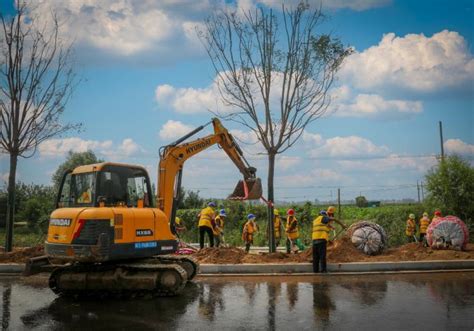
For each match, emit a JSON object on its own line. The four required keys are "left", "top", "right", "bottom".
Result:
{"left": 192, "top": 237, "right": 474, "bottom": 264}
{"left": 0, "top": 238, "right": 472, "bottom": 264}
{"left": 0, "top": 245, "right": 44, "bottom": 263}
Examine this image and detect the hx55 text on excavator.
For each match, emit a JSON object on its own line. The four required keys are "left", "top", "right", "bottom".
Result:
{"left": 26, "top": 118, "right": 262, "bottom": 297}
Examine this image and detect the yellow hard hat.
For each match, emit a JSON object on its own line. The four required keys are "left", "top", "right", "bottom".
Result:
{"left": 423, "top": 212, "right": 428, "bottom": 217}
{"left": 175, "top": 217, "right": 181, "bottom": 225}
{"left": 409, "top": 214, "right": 415, "bottom": 219}
{"left": 327, "top": 206, "right": 336, "bottom": 214}
{"left": 274, "top": 209, "right": 280, "bottom": 216}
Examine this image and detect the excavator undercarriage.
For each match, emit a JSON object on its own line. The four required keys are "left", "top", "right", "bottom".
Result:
{"left": 45, "top": 255, "right": 198, "bottom": 298}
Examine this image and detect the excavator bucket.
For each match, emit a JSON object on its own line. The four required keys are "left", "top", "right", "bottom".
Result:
{"left": 228, "top": 178, "right": 263, "bottom": 200}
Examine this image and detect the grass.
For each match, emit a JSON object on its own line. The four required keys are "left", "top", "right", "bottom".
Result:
{"left": 0, "top": 227, "right": 46, "bottom": 248}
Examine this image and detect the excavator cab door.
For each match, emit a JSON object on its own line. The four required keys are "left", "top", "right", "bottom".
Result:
{"left": 228, "top": 178, "right": 262, "bottom": 200}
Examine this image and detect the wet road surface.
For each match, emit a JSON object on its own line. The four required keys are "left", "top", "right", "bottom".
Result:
{"left": 1, "top": 272, "right": 473, "bottom": 330}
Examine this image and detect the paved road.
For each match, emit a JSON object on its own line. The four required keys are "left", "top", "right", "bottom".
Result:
{"left": 1, "top": 272, "right": 473, "bottom": 330}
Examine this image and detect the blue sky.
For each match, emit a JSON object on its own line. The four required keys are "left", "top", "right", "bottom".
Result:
{"left": 1, "top": 0, "right": 473, "bottom": 202}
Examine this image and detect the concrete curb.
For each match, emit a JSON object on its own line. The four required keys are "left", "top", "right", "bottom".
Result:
{"left": 199, "top": 260, "right": 474, "bottom": 274}
{"left": 1, "top": 260, "right": 473, "bottom": 275}
{"left": 0, "top": 264, "right": 24, "bottom": 274}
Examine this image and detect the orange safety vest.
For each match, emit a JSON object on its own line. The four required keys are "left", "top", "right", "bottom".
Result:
{"left": 198, "top": 207, "right": 215, "bottom": 228}
{"left": 242, "top": 220, "right": 257, "bottom": 242}
{"left": 273, "top": 216, "right": 282, "bottom": 239}
{"left": 286, "top": 216, "right": 299, "bottom": 240}
{"left": 213, "top": 215, "right": 225, "bottom": 235}
{"left": 419, "top": 216, "right": 430, "bottom": 234}
{"left": 405, "top": 219, "right": 416, "bottom": 236}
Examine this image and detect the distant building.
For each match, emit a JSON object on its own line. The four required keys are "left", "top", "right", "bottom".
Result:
{"left": 367, "top": 201, "right": 381, "bottom": 207}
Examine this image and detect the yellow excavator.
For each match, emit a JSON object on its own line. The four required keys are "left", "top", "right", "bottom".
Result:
{"left": 27, "top": 118, "right": 262, "bottom": 297}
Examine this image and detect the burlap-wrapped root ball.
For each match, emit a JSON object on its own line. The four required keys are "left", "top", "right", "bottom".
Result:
{"left": 347, "top": 221, "right": 388, "bottom": 255}
{"left": 426, "top": 216, "right": 469, "bottom": 250}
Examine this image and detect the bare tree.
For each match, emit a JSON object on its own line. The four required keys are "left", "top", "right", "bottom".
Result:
{"left": 0, "top": 1, "right": 79, "bottom": 251}
{"left": 199, "top": 3, "right": 351, "bottom": 251}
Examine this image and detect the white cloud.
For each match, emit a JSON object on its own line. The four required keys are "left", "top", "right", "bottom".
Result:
{"left": 338, "top": 154, "right": 437, "bottom": 173}
{"left": 159, "top": 120, "right": 195, "bottom": 140}
{"left": 332, "top": 88, "right": 423, "bottom": 119}
{"left": 252, "top": 0, "right": 390, "bottom": 11}
{"left": 39, "top": 137, "right": 145, "bottom": 159}
{"left": 276, "top": 155, "right": 301, "bottom": 171}
{"left": 323, "top": 0, "right": 391, "bottom": 11}
{"left": 302, "top": 131, "right": 323, "bottom": 145}
{"left": 0, "top": 172, "right": 9, "bottom": 183}
{"left": 26, "top": 0, "right": 214, "bottom": 63}
{"left": 309, "top": 135, "right": 389, "bottom": 158}
{"left": 277, "top": 168, "right": 346, "bottom": 187}
{"left": 444, "top": 139, "right": 474, "bottom": 155}
{"left": 340, "top": 30, "right": 474, "bottom": 92}
{"left": 155, "top": 82, "right": 227, "bottom": 114}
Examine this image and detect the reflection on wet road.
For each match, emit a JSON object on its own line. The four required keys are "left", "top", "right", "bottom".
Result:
{"left": 1, "top": 272, "right": 473, "bottom": 330}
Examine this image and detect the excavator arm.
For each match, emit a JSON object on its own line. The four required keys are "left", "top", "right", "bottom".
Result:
{"left": 157, "top": 118, "right": 262, "bottom": 227}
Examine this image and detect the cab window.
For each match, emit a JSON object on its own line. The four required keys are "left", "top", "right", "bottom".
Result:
{"left": 57, "top": 172, "right": 95, "bottom": 207}
{"left": 97, "top": 165, "right": 152, "bottom": 207}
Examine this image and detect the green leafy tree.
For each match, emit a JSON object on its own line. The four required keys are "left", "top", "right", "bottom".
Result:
{"left": 355, "top": 196, "right": 368, "bottom": 208}
{"left": 52, "top": 151, "right": 103, "bottom": 191}
{"left": 425, "top": 155, "right": 474, "bottom": 224}
{"left": 183, "top": 190, "right": 204, "bottom": 209}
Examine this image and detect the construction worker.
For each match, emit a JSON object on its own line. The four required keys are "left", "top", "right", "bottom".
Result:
{"left": 432, "top": 209, "right": 442, "bottom": 222}
{"left": 285, "top": 209, "right": 302, "bottom": 253}
{"left": 312, "top": 210, "right": 333, "bottom": 273}
{"left": 326, "top": 205, "right": 347, "bottom": 233}
{"left": 272, "top": 209, "right": 283, "bottom": 247}
{"left": 419, "top": 212, "right": 431, "bottom": 246}
{"left": 175, "top": 216, "right": 186, "bottom": 234}
{"left": 198, "top": 202, "right": 216, "bottom": 249}
{"left": 213, "top": 209, "right": 226, "bottom": 247}
{"left": 406, "top": 213, "right": 416, "bottom": 243}
{"left": 242, "top": 214, "right": 258, "bottom": 253}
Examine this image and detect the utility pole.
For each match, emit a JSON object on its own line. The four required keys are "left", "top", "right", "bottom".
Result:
{"left": 439, "top": 121, "right": 445, "bottom": 161}
{"left": 417, "top": 181, "right": 421, "bottom": 203}
{"left": 337, "top": 188, "right": 341, "bottom": 221}
{"left": 421, "top": 181, "right": 425, "bottom": 202}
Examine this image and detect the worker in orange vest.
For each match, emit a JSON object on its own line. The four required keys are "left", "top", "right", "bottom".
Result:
{"left": 242, "top": 214, "right": 258, "bottom": 253}
{"left": 285, "top": 209, "right": 301, "bottom": 253}
{"left": 268, "top": 209, "right": 283, "bottom": 247}
{"left": 432, "top": 209, "right": 442, "bottom": 222}
{"left": 419, "top": 212, "right": 431, "bottom": 246}
{"left": 406, "top": 213, "right": 416, "bottom": 243}
{"left": 213, "top": 209, "right": 226, "bottom": 247}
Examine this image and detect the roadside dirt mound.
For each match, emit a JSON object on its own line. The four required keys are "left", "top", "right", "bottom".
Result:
{"left": 193, "top": 247, "right": 246, "bottom": 264}
{"left": 327, "top": 236, "right": 372, "bottom": 263}
{"left": 370, "top": 243, "right": 474, "bottom": 262}
{"left": 242, "top": 252, "right": 305, "bottom": 264}
{"left": 191, "top": 240, "right": 474, "bottom": 264}
{"left": 0, "top": 245, "right": 44, "bottom": 263}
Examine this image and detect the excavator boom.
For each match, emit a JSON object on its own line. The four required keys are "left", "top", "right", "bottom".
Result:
{"left": 157, "top": 118, "right": 262, "bottom": 224}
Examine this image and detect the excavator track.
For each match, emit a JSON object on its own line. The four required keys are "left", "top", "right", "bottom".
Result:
{"left": 146, "top": 255, "right": 199, "bottom": 281}
{"left": 49, "top": 261, "right": 188, "bottom": 298}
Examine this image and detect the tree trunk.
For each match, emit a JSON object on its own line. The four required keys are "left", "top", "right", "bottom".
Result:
{"left": 4, "top": 153, "right": 18, "bottom": 252}
{"left": 267, "top": 152, "right": 276, "bottom": 253}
